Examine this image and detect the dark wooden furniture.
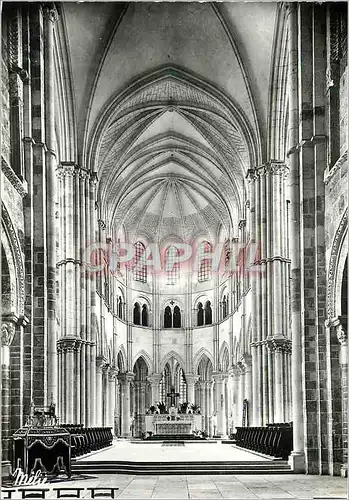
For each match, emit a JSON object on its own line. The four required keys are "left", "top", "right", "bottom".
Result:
{"left": 12, "top": 426, "right": 71, "bottom": 478}
{"left": 235, "top": 422, "right": 293, "bottom": 459}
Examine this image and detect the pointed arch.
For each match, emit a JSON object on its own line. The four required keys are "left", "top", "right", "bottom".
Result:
{"left": 132, "top": 349, "right": 153, "bottom": 374}
{"left": 133, "top": 302, "right": 141, "bottom": 325}
{"left": 193, "top": 348, "right": 214, "bottom": 374}
{"left": 116, "top": 345, "right": 127, "bottom": 373}
{"left": 219, "top": 341, "right": 230, "bottom": 372}
{"left": 160, "top": 350, "right": 186, "bottom": 372}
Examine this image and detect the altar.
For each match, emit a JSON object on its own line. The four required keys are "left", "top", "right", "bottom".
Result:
{"left": 155, "top": 420, "right": 192, "bottom": 435}
{"left": 145, "top": 412, "right": 202, "bottom": 437}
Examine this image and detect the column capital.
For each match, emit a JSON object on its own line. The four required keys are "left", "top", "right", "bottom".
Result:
{"left": 228, "top": 365, "right": 240, "bottom": 377}
{"left": 147, "top": 374, "right": 162, "bottom": 385}
{"left": 265, "top": 337, "right": 292, "bottom": 353}
{"left": 56, "top": 163, "right": 89, "bottom": 179}
{"left": 108, "top": 367, "right": 119, "bottom": 381}
{"left": 57, "top": 337, "right": 82, "bottom": 352}
{"left": 185, "top": 374, "right": 199, "bottom": 385}
{"left": 238, "top": 219, "right": 246, "bottom": 229}
{"left": 240, "top": 354, "right": 252, "bottom": 370}
{"left": 248, "top": 161, "right": 289, "bottom": 179}
{"left": 212, "top": 372, "right": 228, "bottom": 382}
{"left": 118, "top": 372, "right": 135, "bottom": 383}
{"left": 96, "top": 355, "right": 108, "bottom": 371}
{"left": 42, "top": 4, "right": 59, "bottom": 24}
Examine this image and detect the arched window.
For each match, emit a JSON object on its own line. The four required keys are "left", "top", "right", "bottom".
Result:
{"left": 134, "top": 241, "right": 147, "bottom": 282}
{"left": 164, "top": 306, "right": 172, "bottom": 328}
{"left": 173, "top": 306, "right": 181, "bottom": 328}
{"left": 198, "top": 241, "right": 212, "bottom": 282}
{"left": 197, "top": 302, "right": 204, "bottom": 326}
{"left": 204, "top": 301, "right": 212, "bottom": 325}
{"left": 118, "top": 296, "right": 123, "bottom": 319}
{"left": 142, "top": 304, "right": 148, "bottom": 327}
{"left": 165, "top": 246, "right": 179, "bottom": 285}
{"left": 222, "top": 295, "right": 227, "bottom": 319}
{"left": 133, "top": 302, "right": 141, "bottom": 325}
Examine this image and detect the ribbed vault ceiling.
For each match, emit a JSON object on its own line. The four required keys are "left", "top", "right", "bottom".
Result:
{"left": 60, "top": 2, "right": 279, "bottom": 242}
{"left": 94, "top": 69, "right": 254, "bottom": 242}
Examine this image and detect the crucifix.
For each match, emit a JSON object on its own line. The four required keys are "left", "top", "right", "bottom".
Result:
{"left": 167, "top": 387, "right": 180, "bottom": 407}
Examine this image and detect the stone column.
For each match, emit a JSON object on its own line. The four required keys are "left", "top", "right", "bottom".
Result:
{"left": 57, "top": 163, "right": 90, "bottom": 424}
{"left": 138, "top": 381, "right": 147, "bottom": 437}
{"left": 114, "top": 374, "right": 120, "bottom": 436}
{"left": 1, "top": 320, "right": 16, "bottom": 473}
{"left": 186, "top": 374, "right": 199, "bottom": 404}
{"left": 43, "top": 4, "right": 58, "bottom": 410}
{"left": 212, "top": 373, "right": 227, "bottom": 437}
{"left": 229, "top": 366, "right": 239, "bottom": 431}
{"left": 108, "top": 369, "right": 117, "bottom": 433}
{"left": 287, "top": 2, "right": 305, "bottom": 473}
{"left": 237, "top": 363, "right": 245, "bottom": 427}
{"left": 328, "top": 317, "right": 349, "bottom": 477}
{"left": 119, "top": 373, "right": 134, "bottom": 437}
{"left": 242, "top": 355, "right": 252, "bottom": 426}
{"left": 96, "top": 357, "right": 106, "bottom": 427}
{"left": 336, "top": 319, "right": 348, "bottom": 477}
{"left": 148, "top": 374, "right": 161, "bottom": 404}
{"left": 57, "top": 338, "right": 81, "bottom": 424}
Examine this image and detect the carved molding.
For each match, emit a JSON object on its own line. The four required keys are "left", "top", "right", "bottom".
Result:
{"left": 327, "top": 208, "right": 348, "bottom": 319}
{"left": 1, "top": 204, "right": 25, "bottom": 315}
{"left": 324, "top": 150, "right": 348, "bottom": 185}
{"left": 1, "top": 157, "right": 27, "bottom": 198}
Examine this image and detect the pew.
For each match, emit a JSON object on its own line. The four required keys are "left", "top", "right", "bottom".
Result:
{"left": 235, "top": 422, "right": 293, "bottom": 459}
{"left": 61, "top": 425, "right": 113, "bottom": 457}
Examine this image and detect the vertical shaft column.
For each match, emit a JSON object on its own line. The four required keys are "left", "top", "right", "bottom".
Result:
{"left": 247, "top": 169, "right": 262, "bottom": 426}
{"left": 89, "top": 173, "right": 98, "bottom": 425}
{"left": 95, "top": 358, "right": 105, "bottom": 427}
{"left": 287, "top": 2, "right": 305, "bottom": 472}
{"left": 1, "top": 321, "right": 16, "bottom": 472}
{"left": 148, "top": 375, "right": 161, "bottom": 404}
{"left": 242, "top": 356, "right": 252, "bottom": 426}
{"left": 186, "top": 375, "right": 198, "bottom": 404}
{"left": 274, "top": 344, "right": 284, "bottom": 422}
{"left": 108, "top": 370, "right": 115, "bottom": 431}
{"left": 120, "top": 373, "right": 134, "bottom": 437}
{"left": 43, "top": 5, "right": 58, "bottom": 407}
{"left": 213, "top": 373, "right": 227, "bottom": 437}
{"left": 336, "top": 321, "right": 348, "bottom": 476}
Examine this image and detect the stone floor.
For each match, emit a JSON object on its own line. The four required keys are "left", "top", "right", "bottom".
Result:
{"left": 2, "top": 473, "right": 347, "bottom": 499}
{"left": 76, "top": 440, "right": 271, "bottom": 462}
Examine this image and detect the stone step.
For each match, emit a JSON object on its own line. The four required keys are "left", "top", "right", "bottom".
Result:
{"left": 72, "top": 460, "right": 292, "bottom": 475}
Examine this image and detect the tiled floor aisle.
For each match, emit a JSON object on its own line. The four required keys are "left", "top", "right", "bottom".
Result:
{"left": 3, "top": 473, "right": 347, "bottom": 499}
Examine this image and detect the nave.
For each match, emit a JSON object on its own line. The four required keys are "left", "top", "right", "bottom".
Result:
{"left": 1, "top": 1, "right": 348, "bottom": 483}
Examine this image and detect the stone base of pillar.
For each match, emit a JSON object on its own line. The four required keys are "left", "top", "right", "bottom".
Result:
{"left": 340, "top": 463, "right": 348, "bottom": 477}
{"left": 1, "top": 461, "right": 12, "bottom": 477}
{"left": 288, "top": 451, "right": 305, "bottom": 473}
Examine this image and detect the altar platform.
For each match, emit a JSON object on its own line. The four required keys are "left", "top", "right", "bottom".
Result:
{"left": 71, "top": 439, "right": 292, "bottom": 475}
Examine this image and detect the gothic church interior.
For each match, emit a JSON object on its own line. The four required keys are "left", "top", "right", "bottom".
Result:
{"left": 1, "top": 1, "right": 348, "bottom": 478}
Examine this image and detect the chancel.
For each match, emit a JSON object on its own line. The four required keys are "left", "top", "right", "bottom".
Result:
{"left": 0, "top": 0, "right": 348, "bottom": 487}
